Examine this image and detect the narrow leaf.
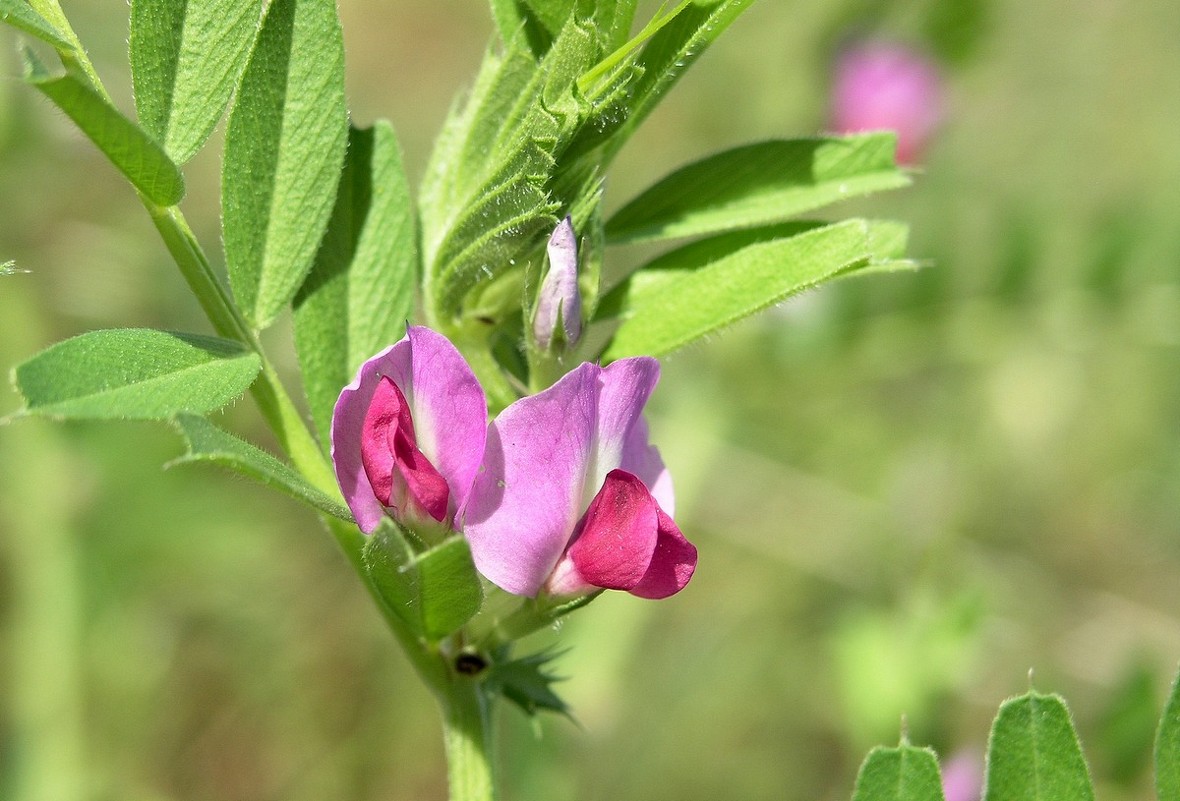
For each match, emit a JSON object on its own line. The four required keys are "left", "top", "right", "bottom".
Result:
{"left": 0, "top": 0, "right": 73, "bottom": 50}
{"left": 294, "top": 122, "right": 417, "bottom": 446}
{"left": 984, "top": 691, "right": 1096, "bottom": 801}
{"left": 600, "top": 219, "right": 885, "bottom": 361}
{"left": 1157, "top": 663, "right": 1180, "bottom": 801}
{"left": 851, "top": 744, "right": 945, "bottom": 801}
{"left": 11, "top": 329, "right": 260, "bottom": 420}
{"left": 222, "top": 0, "right": 348, "bottom": 330}
{"left": 595, "top": 0, "right": 639, "bottom": 50}
{"left": 24, "top": 56, "right": 185, "bottom": 207}
{"left": 569, "top": 0, "right": 755, "bottom": 163}
{"left": 130, "top": 0, "right": 260, "bottom": 163}
{"left": 168, "top": 413, "right": 351, "bottom": 521}
{"left": 415, "top": 538, "right": 484, "bottom": 640}
{"left": 605, "top": 134, "right": 910, "bottom": 243}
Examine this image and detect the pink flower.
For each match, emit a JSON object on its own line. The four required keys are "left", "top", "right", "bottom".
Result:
{"left": 941, "top": 751, "right": 983, "bottom": 801}
{"left": 331, "top": 326, "right": 488, "bottom": 534}
{"left": 462, "top": 358, "right": 697, "bottom": 598}
{"left": 830, "top": 40, "right": 945, "bottom": 164}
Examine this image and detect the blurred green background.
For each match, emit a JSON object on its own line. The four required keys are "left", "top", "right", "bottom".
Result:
{"left": 3, "top": 1, "right": 1180, "bottom": 799}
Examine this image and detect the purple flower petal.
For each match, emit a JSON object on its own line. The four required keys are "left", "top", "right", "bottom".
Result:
{"left": 463, "top": 357, "right": 689, "bottom": 598}
{"left": 332, "top": 327, "right": 487, "bottom": 533}
{"left": 463, "top": 365, "right": 597, "bottom": 595}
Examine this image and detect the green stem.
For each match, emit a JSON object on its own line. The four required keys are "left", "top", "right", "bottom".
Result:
{"left": 442, "top": 676, "right": 498, "bottom": 801}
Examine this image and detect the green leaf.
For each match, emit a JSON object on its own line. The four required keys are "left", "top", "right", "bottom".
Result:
{"left": 10, "top": 329, "right": 260, "bottom": 420}
{"left": 605, "top": 134, "right": 910, "bottom": 243}
{"left": 488, "top": 0, "right": 558, "bottom": 55}
{"left": 1157, "top": 663, "right": 1180, "bottom": 800}
{"left": 222, "top": 0, "right": 348, "bottom": 330}
{"left": 600, "top": 219, "right": 891, "bottom": 361}
{"left": 851, "top": 743, "right": 945, "bottom": 801}
{"left": 169, "top": 413, "right": 351, "bottom": 521}
{"left": 293, "top": 122, "right": 417, "bottom": 446}
{"left": 984, "top": 691, "right": 1096, "bottom": 801}
{"left": 130, "top": 0, "right": 261, "bottom": 163}
{"left": 594, "top": 0, "right": 639, "bottom": 50}
{"left": 363, "top": 524, "right": 483, "bottom": 641}
{"left": 0, "top": 0, "right": 73, "bottom": 50}
{"left": 568, "top": 0, "right": 756, "bottom": 163}
{"left": 23, "top": 53, "right": 185, "bottom": 207}
{"left": 419, "top": 37, "right": 540, "bottom": 243}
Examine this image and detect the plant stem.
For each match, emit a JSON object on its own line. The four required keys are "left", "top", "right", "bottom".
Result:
{"left": 442, "top": 675, "right": 498, "bottom": 801}
{"left": 144, "top": 204, "right": 337, "bottom": 494}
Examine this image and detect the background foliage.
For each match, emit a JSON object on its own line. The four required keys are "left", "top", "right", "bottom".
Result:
{"left": 2, "top": 0, "right": 1179, "bottom": 799}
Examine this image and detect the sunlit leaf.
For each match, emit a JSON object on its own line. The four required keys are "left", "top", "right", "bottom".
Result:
{"left": 985, "top": 691, "right": 1095, "bottom": 801}
{"left": 600, "top": 219, "right": 891, "bottom": 360}
{"left": 851, "top": 743, "right": 945, "bottom": 801}
{"left": 130, "top": 0, "right": 261, "bottom": 163}
{"left": 293, "top": 122, "right": 417, "bottom": 446}
{"left": 222, "top": 0, "right": 348, "bottom": 330}
{"left": 169, "top": 413, "right": 351, "bottom": 521}
{"left": 569, "top": 0, "right": 756, "bottom": 163}
{"left": 11, "top": 329, "right": 260, "bottom": 420}
{"left": 0, "top": 0, "right": 73, "bottom": 50}
{"left": 605, "top": 134, "right": 910, "bottom": 243}
{"left": 23, "top": 50, "right": 185, "bottom": 207}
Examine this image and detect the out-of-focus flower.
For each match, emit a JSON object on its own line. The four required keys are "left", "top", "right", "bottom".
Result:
{"left": 462, "top": 358, "right": 696, "bottom": 599}
{"left": 533, "top": 216, "right": 583, "bottom": 351}
{"left": 830, "top": 40, "right": 945, "bottom": 164}
{"left": 332, "top": 326, "right": 487, "bottom": 534}
{"left": 941, "top": 751, "right": 983, "bottom": 801}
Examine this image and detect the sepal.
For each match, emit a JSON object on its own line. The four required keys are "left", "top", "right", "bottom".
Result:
{"left": 363, "top": 522, "right": 484, "bottom": 642}
{"left": 484, "top": 647, "right": 573, "bottom": 719}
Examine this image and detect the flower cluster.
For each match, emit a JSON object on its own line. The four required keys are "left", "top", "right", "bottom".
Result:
{"left": 331, "top": 326, "right": 697, "bottom": 601}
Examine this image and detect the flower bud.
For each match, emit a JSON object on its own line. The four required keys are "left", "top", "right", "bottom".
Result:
{"left": 533, "top": 216, "right": 582, "bottom": 352}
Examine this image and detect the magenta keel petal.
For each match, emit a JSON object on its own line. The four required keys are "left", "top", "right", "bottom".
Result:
{"left": 331, "top": 328, "right": 487, "bottom": 533}
{"left": 569, "top": 470, "right": 659, "bottom": 591}
{"left": 630, "top": 507, "right": 697, "bottom": 599}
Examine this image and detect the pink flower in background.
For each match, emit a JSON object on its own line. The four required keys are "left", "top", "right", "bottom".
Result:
{"left": 941, "top": 751, "right": 983, "bottom": 801}
{"left": 332, "top": 326, "right": 488, "bottom": 534}
{"left": 830, "top": 40, "right": 945, "bottom": 164}
{"left": 462, "top": 358, "right": 697, "bottom": 599}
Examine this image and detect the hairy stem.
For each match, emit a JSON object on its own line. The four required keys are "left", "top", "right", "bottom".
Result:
{"left": 443, "top": 675, "right": 498, "bottom": 801}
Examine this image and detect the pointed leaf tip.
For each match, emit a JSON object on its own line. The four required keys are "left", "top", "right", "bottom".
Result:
{"left": 984, "top": 691, "right": 1095, "bottom": 801}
